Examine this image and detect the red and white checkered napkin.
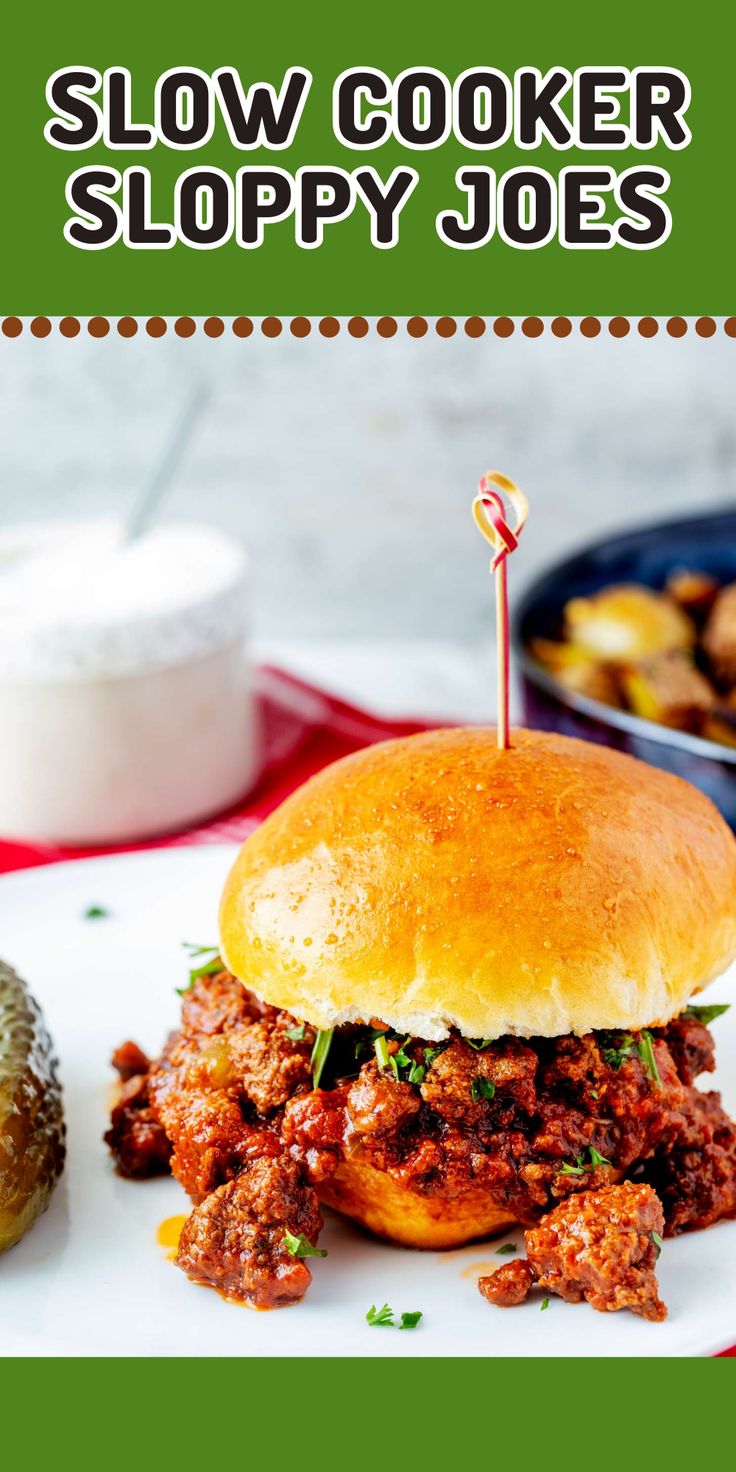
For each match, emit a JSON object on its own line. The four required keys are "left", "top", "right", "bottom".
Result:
{"left": 0, "top": 665, "right": 431, "bottom": 874}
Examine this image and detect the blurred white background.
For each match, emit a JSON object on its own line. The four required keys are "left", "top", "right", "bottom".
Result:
{"left": 2, "top": 322, "right": 734, "bottom": 718}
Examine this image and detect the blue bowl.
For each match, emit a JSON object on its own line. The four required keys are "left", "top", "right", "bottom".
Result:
{"left": 512, "top": 508, "right": 736, "bottom": 827}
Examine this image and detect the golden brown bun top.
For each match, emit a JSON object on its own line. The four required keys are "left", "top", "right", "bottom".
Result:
{"left": 219, "top": 728, "right": 736, "bottom": 1041}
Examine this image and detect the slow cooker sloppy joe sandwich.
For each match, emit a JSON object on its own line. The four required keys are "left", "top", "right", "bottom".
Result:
{"left": 106, "top": 727, "right": 736, "bottom": 1317}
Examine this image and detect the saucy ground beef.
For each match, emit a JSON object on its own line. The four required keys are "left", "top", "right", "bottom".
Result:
{"left": 105, "top": 1059, "right": 172, "bottom": 1179}
{"left": 106, "top": 969, "right": 736, "bottom": 1311}
{"left": 175, "top": 1155, "right": 323, "bottom": 1309}
{"left": 480, "top": 1182, "right": 666, "bottom": 1321}
{"left": 479, "top": 1258, "right": 535, "bottom": 1308}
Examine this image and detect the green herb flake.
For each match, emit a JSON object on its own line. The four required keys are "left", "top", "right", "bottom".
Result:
{"left": 650, "top": 1230, "right": 664, "bottom": 1261}
{"left": 372, "top": 1032, "right": 423, "bottom": 1084}
{"left": 374, "top": 1034, "right": 390, "bottom": 1070}
{"left": 590, "top": 1088, "right": 599, "bottom": 1100}
{"left": 177, "top": 942, "right": 222, "bottom": 996}
{"left": 560, "top": 1145, "right": 613, "bottom": 1176}
{"left": 541, "top": 1297, "right": 550, "bottom": 1311}
{"left": 188, "top": 957, "right": 224, "bottom": 981}
{"left": 637, "top": 1031, "right": 662, "bottom": 1090}
{"left": 83, "top": 904, "right": 109, "bottom": 920}
{"left": 366, "top": 1303, "right": 395, "bottom": 1327}
{"left": 471, "top": 1077, "right": 496, "bottom": 1103}
{"left": 468, "top": 1038, "right": 494, "bottom": 1052}
{"left": 423, "top": 1044, "right": 446, "bottom": 1067}
{"left": 282, "top": 1231, "right": 327, "bottom": 1259}
{"left": 365, "top": 1303, "right": 422, "bottom": 1330}
{"left": 602, "top": 1033, "right": 636, "bottom": 1070}
{"left": 399, "top": 1311, "right": 423, "bottom": 1330}
{"left": 684, "top": 1003, "right": 730, "bottom": 1026}
{"left": 182, "top": 942, "right": 220, "bottom": 958}
{"left": 286, "top": 1024, "right": 306, "bottom": 1042}
{"left": 558, "top": 1156, "right": 586, "bottom": 1177}
{"left": 495, "top": 1243, "right": 517, "bottom": 1256}
{"left": 310, "top": 1029, "right": 334, "bottom": 1089}
{"left": 175, "top": 947, "right": 220, "bottom": 995}
{"left": 587, "top": 1146, "right": 612, "bottom": 1169}
{"left": 385, "top": 1035, "right": 418, "bottom": 1083}
{"left": 355, "top": 1025, "right": 388, "bottom": 1061}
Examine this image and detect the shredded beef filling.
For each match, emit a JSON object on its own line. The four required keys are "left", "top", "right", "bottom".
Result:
{"left": 106, "top": 969, "right": 736, "bottom": 1310}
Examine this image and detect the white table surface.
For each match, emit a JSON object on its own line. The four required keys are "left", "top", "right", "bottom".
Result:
{"left": 255, "top": 637, "right": 512, "bottom": 725}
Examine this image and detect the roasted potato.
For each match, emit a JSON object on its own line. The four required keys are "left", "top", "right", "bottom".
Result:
{"left": 667, "top": 568, "right": 720, "bottom": 623}
{"left": 0, "top": 960, "right": 65, "bottom": 1252}
{"left": 530, "top": 572, "right": 736, "bottom": 750}
{"left": 618, "top": 652, "right": 715, "bottom": 731}
{"left": 564, "top": 584, "right": 694, "bottom": 661}
{"left": 530, "top": 638, "right": 622, "bottom": 705}
{"left": 703, "top": 583, "right": 736, "bottom": 688}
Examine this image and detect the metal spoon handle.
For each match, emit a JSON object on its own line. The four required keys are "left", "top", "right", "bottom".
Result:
{"left": 126, "top": 385, "right": 210, "bottom": 541}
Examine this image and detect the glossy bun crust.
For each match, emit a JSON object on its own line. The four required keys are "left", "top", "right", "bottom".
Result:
{"left": 220, "top": 727, "right": 736, "bottom": 1042}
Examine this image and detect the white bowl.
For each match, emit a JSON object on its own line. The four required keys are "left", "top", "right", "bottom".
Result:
{"left": 0, "top": 520, "right": 260, "bottom": 843}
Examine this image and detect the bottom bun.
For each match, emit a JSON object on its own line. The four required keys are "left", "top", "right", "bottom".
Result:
{"left": 319, "top": 1159, "right": 517, "bottom": 1250}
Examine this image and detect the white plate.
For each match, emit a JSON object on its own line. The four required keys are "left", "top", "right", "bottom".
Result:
{"left": 1, "top": 845, "right": 735, "bottom": 1358}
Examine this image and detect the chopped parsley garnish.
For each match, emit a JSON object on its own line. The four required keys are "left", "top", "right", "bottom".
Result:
{"left": 590, "top": 1088, "right": 599, "bottom": 1100}
{"left": 602, "top": 1033, "right": 637, "bottom": 1070}
{"left": 286, "top": 1024, "right": 306, "bottom": 1041}
{"left": 495, "top": 1243, "right": 517, "bottom": 1256}
{"left": 310, "top": 1028, "right": 334, "bottom": 1088}
{"left": 468, "top": 1038, "right": 494, "bottom": 1052}
{"left": 558, "top": 1157, "right": 586, "bottom": 1176}
{"left": 83, "top": 904, "right": 109, "bottom": 920}
{"left": 684, "top": 1003, "right": 730, "bottom": 1025}
{"left": 423, "top": 1044, "right": 447, "bottom": 1067}
{"left": 541, "top": 1297, "right": 550, "bottom": 1311}
{"left": 650, "top": 1230, "right": 664, "bottom": 1261}
{"left": 366, "top": 1303, "right": 422, "bottom": 1329}
{"left": 355, "top": 1026, "right": 390, "bottom": 1061}
{"left": 188, "top": 957, "right": 223, "bottom": 980}
{"left": 389, "top": 1036, "right": 413, "bottom": 1079}
{"left": 637, "top": 1031, "right": 661, "bottom": 1090}
{"left": 399, "top": 1311, "right": 423, "bottom": 1330}
{"left": 587, "top": 1146, "right": 612, "bottom": 1169}
{"left": 176, "top": 943, "right": 222, "bottom": 996}
{"left": 371, "top": 1032, "right": 426, "bottom": 1086}
{"left": 559, "top": 1145, "right": 612, "bottom": 1176}
{"left": 603, "top": 1029, "right": 661, "bottom": 1088}
{"left": 374, "top": 1034, "right": 390, "bottom": 1070}
{"left": 471, "top": 1077, "right": 496, "bottom": 1103}
{"left": 366, "top": 1303, "right": 395, "bottom": 1326}
{"left": 283, "top": 1231, "right": 327, "bottom": 1259}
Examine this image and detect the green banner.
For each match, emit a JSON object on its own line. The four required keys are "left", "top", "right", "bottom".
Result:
{"left": 3, "top": 4, "right": 734, "bottom": 314}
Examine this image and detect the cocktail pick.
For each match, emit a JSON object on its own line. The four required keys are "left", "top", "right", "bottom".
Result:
{"left": 472, "top": 473, "right": 529, "bottom": 750}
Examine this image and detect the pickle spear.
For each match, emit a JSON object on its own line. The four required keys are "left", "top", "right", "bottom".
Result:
{"left": 0, "top": 960, "right": 65, "bottom": 1252}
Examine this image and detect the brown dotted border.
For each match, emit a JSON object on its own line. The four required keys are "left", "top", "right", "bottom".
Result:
{"left": 1, "top": 316, "right": 734, "bottom": 340}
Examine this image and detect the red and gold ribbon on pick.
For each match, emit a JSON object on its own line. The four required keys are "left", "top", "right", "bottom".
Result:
{"left": 472, "top": 472, "right": 529, "bottom": 750}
